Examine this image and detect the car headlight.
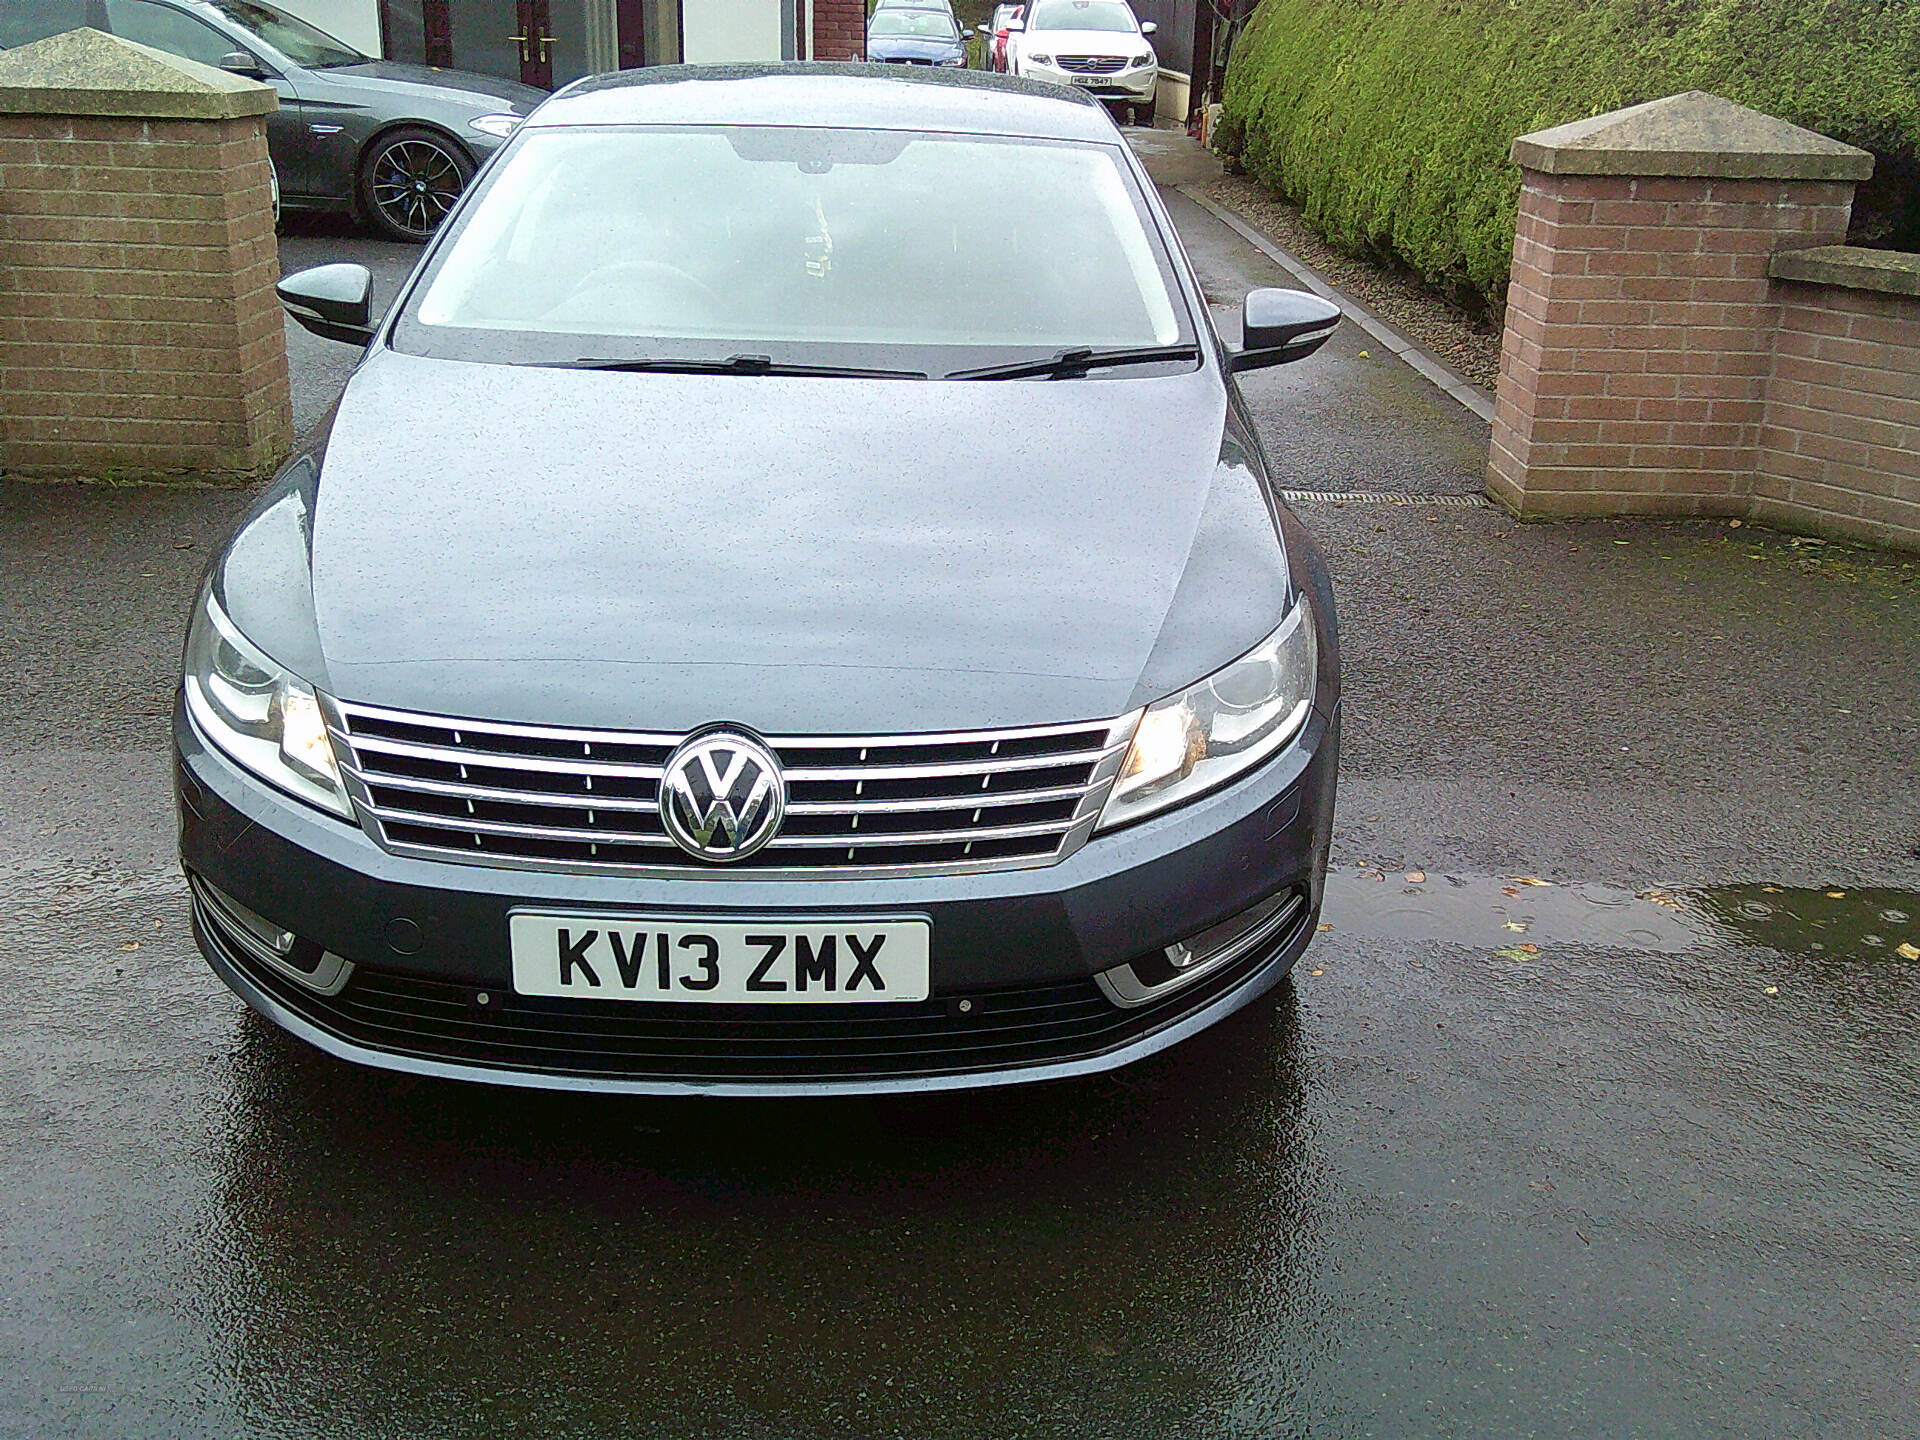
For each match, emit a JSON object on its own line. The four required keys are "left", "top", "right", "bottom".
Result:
{"left": 467, "top": 113, "right": 520, "bottom": 139}
{"left": 184, "top": 585, "right": 352, "bottom": 819}
{"left": 1131, "top": 53, "right": 1153, "bottom": 67}
{"left": 1026, "top": 52, "right": 1053, "bottom": 65}
{"left": 940, "top": 55, "right": 965, "bottom": 66}
{"left": 1096, "top": 595, "right": 1316, "bottom": 832}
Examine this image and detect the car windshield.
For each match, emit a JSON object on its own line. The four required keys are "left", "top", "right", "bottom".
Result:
{"left": 200, "top": 0, "right": 364, "bottom": 66}
{"left": 1028, "top": 0, "right": 1137, "bottom": 32}
{"left": 869, "top": 11, "right": 959, "bottom": 38}
{"left": 398, "top": 125, "right": 1191, "bottom": 371}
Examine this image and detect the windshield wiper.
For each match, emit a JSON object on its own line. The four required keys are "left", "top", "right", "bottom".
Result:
{"left": 945, "top": 345, "right": 1200, "bottom": 381}
{"left": 546, "top": 354, "right": 928, "bottom": 379}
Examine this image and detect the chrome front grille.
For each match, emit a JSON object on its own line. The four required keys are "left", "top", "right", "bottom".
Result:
{"left": 1057, "top": 55, "right": 1128, "bottom": 74}
{"left": 325, "top": 701, "right": 1137, "bottom": 876}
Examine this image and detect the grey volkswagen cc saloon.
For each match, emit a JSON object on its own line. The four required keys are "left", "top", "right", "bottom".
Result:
{"left": 177, "top": 66, "right": 1343, "bottom": 1095}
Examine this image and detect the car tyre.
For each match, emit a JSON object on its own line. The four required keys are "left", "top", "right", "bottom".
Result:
{"left": 358, "top": 127, "right": 474, "bottom": 244}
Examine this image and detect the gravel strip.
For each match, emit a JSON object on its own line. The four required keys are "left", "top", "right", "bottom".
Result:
{"left": 1197, "top": 174, "right": 1504, "bottom": 393}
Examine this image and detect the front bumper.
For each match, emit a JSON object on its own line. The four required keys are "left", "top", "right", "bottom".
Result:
{"left": 177, "top": 698, "right": 1337, "bottom": 1095}
{"left": 1026, "top": 66, "right": 1157, "bottom": 101}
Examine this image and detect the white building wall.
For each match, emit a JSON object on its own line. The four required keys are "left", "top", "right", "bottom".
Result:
{"left": 275, "top": 0, "right": 385, "bottom": 59}
{"left": 683, "top": 0, "right": 787, "bottom": 62}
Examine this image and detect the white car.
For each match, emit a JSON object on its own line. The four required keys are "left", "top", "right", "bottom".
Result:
{"left": 1009, "top": 0, "right": 1158, "bottom": 126}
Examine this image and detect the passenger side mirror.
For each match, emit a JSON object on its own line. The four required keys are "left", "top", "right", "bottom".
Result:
{"left": 219, "top": 50, "right": 266, "bottom": 78}
{"left": 1229, "top": 288, "right": 1342, "bottom": 372}
{"left": 1006, "top": 19, "right": 1024, "bottom": 30}
{"left": 277, "top": 263, "right": 377, "bottom": 346}
{"left": 976, "top": 23, "right": 990, "bottom": 34}
{"left": 1139, "top": 21, "right": 1157, "bottom": 34}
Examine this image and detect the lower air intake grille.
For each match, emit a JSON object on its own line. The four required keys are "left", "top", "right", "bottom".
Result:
{"left": 198, "top": 888, "right": 1310, "bottom": 1084}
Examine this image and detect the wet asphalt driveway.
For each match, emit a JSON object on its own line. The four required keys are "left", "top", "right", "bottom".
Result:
{"left": 2, "top": 138, "right": 1918, "bottom": 1438}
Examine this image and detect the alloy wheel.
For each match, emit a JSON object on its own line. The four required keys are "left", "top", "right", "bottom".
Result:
{"left": 368, "top": 138, "right": 464, "bottom": 240}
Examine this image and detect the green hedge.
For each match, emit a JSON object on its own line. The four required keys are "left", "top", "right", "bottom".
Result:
{"left": 1219, "top": 0, "right": 1920, "bottom": 313}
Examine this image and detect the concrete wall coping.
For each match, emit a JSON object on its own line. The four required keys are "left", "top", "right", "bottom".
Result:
{"left": 1770, "top": 245, "right": 1920, "bottom": 299}
{"left": 0, "top": 28, "right": 276, "bottom": 120}
{"left": 1512, "top": 90, "right": 1873, "bottom": 181}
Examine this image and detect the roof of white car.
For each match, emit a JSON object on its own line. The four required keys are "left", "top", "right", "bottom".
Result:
{"left": 529, "top": 64, "right": 1116, "bottom": 142}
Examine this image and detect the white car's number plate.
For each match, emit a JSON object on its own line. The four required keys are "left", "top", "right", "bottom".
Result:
{"left": 508, "top": 913, "right": 930, "bottom": 1004}
{"left": 1070, "top": 75, "right": 1103, "bottom": 86}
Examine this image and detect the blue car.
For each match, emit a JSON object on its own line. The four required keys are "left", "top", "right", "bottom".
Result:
{"left": 867, "top": 6, "right": 967, "bottom": 66}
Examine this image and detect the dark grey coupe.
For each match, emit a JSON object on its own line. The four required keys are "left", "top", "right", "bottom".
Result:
{"left": 178, "top": 66, "right": 1344, "bottom": 1095}
{"left": 3, "top": 0, "right": 542, "bottom": 239}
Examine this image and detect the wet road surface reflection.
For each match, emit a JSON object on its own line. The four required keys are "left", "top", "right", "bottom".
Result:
{"left": 1323, "top": 869, "right": 1920, "bottom": 961}
{"left": 4, "top": 860, "right": 1917, "bottom": 1437}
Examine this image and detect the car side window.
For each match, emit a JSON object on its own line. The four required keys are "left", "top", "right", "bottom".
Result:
{"left": 0, "top": 1, "right": 101, "bottom": 47}
{"left": 102, "top": 0, "right": 235, "bottom": 68}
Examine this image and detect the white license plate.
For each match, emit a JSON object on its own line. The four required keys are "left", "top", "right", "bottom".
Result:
{"left": 1070, "top": 75, "right": 1103, "bottom": 86}
{"left": 508, "top": 913, "right": 931, "bottom": 1004}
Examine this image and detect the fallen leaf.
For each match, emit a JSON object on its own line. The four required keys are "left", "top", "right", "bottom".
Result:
{"left": 1761, "top": 885, "right": 1782, "bottom": 893}
{"left": 1491, "top": 945, "right": 1540, "bottom": 961}
{"left": 119, "top": 941, "right": 140, "bottom": 952}
{"left": 1405, "top": 870, "right": 1425, "bottom": 883}
{"left": 1825, "top": 890, "right": 1846, "bottom": 899}
{"left": 1727, "top": 519, "right": 1742, "bottom": 528}
{"left": 1502, "top": 920, "right": 1530, "bottom": 932}
{"left": 1895, "top": 943, "right": 1920, "bottom": 961}
{"left": 1508, "top": 876, "right": 1550, "bottom": 887}
{"left": 1764, "top": 985, "right": 1779, "bottom": 995}
{"left": 1356, "top": 349, "right": 1371, "bottom": 359}
{"left": 1309, "top": 968, "right": 1324, "bottom": 976}
{"left": 1501, "top": 886, "right": 1521, "bottom": 898}
{"left": 1641, "top": 890, "right": 1682, "bottom": 909}
{"left": 1317, "top": 923, "right": 1333, "bottom": 933}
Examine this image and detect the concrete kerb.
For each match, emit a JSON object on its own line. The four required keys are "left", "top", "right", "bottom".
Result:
{"left": 1176, "top": 185, "right": 1497, "bottom": 424}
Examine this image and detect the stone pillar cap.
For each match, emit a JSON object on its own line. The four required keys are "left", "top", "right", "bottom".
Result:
{"left": 1512, "top": 90, "right": 1872, "bottom": 181}
{"left": 0, "top": 27, "right": 276, "bottom": 120}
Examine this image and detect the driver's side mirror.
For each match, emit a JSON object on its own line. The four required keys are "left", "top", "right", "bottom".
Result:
{"left": 277, "top": 263, "right": 376, "bottom": 346}
{"left": 1229, "top": 288, "right": 1342, "bottom": 372}
{"left": 976, "top": 23, "right": 990, "bottom": 34}
{"left": 1139, "top": 21, "right": 1157, "bottom": 34}
{"left": 219, "top": 50, "right": 266, "bottom": 78}
{"left": 1005, "top": 18, "right": 1025, "bottom": 30}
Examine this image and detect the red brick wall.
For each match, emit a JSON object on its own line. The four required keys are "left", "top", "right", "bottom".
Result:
{"left": 0, "top": 111, "right": 291, "bottom": 482}
{"left": 812, "top": 0, "right": 866, "bottom": 60}
{"left": 1489, "top": 173, "right": 1853, "bottom": 516}
{"left": 1753, "top": 283, "right": 1920, "bottom": 551}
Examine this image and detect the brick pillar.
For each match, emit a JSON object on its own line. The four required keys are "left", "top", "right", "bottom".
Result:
{"left": 0, "top": 28, "right": 292, "bottom": 484}
{"left": 1488, "top": 92, "right": 1872, "bottom": 518}
{"left": 811, "top": 0, "right": 867, "bottom": 61}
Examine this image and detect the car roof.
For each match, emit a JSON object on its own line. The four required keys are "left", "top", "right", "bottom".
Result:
{"left": 529, "top": 64, "right": 1114, "bottom": 141}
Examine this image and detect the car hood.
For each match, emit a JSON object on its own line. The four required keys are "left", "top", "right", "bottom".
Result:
{"left": 310, "top": 60, "right": 543, "bottom": 111}
{"left": 287, "top": 351, "right": 1290, "bottom": 735}
{"left": 867, "top": 36, "right": 965, "bottom": 61}
{"left": 1026, "top": 30, "right": 1149, "bottom": 56}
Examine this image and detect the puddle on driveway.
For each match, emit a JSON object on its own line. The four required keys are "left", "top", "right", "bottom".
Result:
{"left": 1320, "top": 867, "right": 1920, "bottom": 961}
